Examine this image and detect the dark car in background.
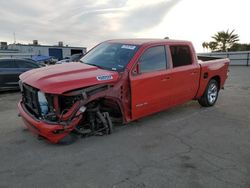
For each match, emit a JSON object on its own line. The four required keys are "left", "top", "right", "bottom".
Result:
{"left": 0, "top": 58, "right": 41, "bottom": 91}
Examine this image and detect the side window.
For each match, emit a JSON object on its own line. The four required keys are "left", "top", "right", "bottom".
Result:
{"left": 16, "top": 60, "right": 39, "bottom": 68}
{"left": 170, "top": 45, "right": 192, "bottom": 68}
{"left": 0, "top": 60, "right": 15, "bottom": 68}
{"left": 139, "top": 46, "right": 167, "bottom": 73}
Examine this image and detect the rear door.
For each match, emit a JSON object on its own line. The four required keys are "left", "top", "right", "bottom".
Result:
{"left": 130, "top": 45, "right": 172, "bottom": 119}
{"left": 168, "top": 45, "right": 200, "bottom": 105}
{"left": 0, "top": 59, "right": 18, "bottom": 89}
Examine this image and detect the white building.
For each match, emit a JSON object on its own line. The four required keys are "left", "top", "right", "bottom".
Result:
{"left": 7, "top": 41, "right": 87, "bottom": 60}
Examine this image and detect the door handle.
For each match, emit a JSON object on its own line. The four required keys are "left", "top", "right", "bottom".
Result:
{"left": 161, "top": 77, "right": 171, "bottom": 81}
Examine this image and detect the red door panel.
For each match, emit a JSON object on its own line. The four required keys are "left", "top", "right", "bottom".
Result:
{"left": 130, "top": 69, "right": 173, "bottom": 120}
{"left": 168, "top": 64, "right": 200, "bottom": 106}
{"left": 129, "top": 44, "right": 200, "bottom": 121}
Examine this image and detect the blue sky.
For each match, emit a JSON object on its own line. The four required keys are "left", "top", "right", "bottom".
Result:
{"left": 0, "top": 0, "right": 249, "bottom": 52}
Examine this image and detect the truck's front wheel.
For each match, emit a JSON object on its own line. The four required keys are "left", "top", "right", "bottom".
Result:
{"left": 198, "top": 79, "right": 219, "bottom": 107}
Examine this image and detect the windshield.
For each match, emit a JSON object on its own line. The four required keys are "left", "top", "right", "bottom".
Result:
{"left": 80, "top": 42, "right": 140, "bottom": 71}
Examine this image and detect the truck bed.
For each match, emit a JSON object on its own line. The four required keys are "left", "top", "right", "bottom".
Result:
{"left": 195, "top": 56, "right": 230, "bottom": 99}
{"left": 197, "top": 55, "right": 223, "bottom": 61}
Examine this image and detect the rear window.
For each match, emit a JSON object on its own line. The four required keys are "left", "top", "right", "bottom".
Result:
{"left": 15, "top": 60, "right": 39, "bottom": 68}
{"left": 0, "top": 60, "right": 15, "bottom": 68}
{"left": 170, "top": 45, "right": 192, "bottom": 67}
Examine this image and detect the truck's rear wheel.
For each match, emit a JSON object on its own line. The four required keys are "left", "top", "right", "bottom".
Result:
{"left": 198, "top": 79, "right": 219, "bottom": 107}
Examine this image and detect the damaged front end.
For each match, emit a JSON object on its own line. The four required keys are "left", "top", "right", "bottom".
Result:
{"left": 18, "top": 83, "right": 114, "bottom": 144}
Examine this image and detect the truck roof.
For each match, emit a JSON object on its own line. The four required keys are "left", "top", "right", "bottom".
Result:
{"left": 106, "top": 38, "right": 191, "bottom": 46}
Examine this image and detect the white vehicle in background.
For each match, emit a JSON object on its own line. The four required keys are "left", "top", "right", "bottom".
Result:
{"left": 56, "top": 53, "right": 84, "bottom": 64}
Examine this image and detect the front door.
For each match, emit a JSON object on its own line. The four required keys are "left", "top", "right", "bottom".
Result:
{"left": 130, "top": 45, "right": 171, "bottom": 120}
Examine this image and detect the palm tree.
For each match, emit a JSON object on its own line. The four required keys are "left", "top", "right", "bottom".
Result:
{"left": 202, "top": 41, "right": 218, "bottom": 52}
{"left": 208, "top": 41, "right": 218, "bottom": 51}
{"left": 202, "top": 42, "right": 209, "bottom": 51}
{"left": 212, "top": 29, "right": 239, "bottom": 51}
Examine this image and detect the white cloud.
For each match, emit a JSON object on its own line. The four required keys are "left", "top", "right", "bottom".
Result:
{"left": 1, "top": 0, "right": 249, "bottom": 52}
{"left": 0, "top": 0, "right": 180, "bottom": 49}
{"left": 157, "top": 0, "right": 250, "bottom": 52}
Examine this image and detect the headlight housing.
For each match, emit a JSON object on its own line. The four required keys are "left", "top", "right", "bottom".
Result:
{"left": 38, "top": 91, "right": 49, "bottom": 116}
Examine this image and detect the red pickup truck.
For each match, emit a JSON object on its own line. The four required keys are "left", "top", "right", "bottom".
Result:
{"left": 18, "top": 39, "right": 229, "bottom": 144}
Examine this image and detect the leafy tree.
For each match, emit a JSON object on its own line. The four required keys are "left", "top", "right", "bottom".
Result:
{"left": 211, "top": 29, "right": 239, "bottom": 51}
{"left": 202, "top": 42, "right": 209, "bottom": 51}
{"left": 202, "top": 41, "right": 218, "bottom": 51}
{"left": 229, "top": 43, "right": 250, "bottom": 51}
{"left": 208, "top": 41, "right": 218, "bottom": 51}
{"left": 202, "top": 29, "right": 240, "bottom": 52}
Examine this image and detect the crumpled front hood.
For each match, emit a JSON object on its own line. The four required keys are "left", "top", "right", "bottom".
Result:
{"left": 20, "top": 62, "right": 119, "bottom": 94}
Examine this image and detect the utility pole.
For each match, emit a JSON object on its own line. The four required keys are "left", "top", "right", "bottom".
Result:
{"left": 13, "top": 32, "right": 16, "bottom": 44}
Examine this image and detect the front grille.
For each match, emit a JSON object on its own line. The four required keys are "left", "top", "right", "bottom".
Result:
{"left": 23, "top": 84, "right": 40, "bottom": 117}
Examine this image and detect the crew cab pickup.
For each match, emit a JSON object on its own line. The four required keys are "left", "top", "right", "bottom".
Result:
{"left": 18, "top": 39, "right": 229, "bottom": 144}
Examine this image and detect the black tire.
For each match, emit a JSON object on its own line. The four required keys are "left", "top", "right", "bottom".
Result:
{"left": 97, "top": 112, "right": 113, "bottom": 135}
{"left": 198, "top": 79, "right": 219, "bottom": 107}
{"left": 104, "top": 112, "right": 113, "bottom": 134}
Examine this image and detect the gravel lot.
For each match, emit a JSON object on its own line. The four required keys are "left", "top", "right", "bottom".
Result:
{"left": 0, "top": 66, "right": 250, "bottom": 188}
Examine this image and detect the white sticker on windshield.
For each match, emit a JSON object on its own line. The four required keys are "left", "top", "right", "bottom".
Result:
{"left": 96, "top": 75, "right": 113, "bottom": 81}
{"left": 121, "top": 45, "right": 136, "bottom": 50}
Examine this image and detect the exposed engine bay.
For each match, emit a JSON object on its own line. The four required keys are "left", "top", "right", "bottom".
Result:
{"left": 21, "top": 83, "right": 123, "bottom": 143}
